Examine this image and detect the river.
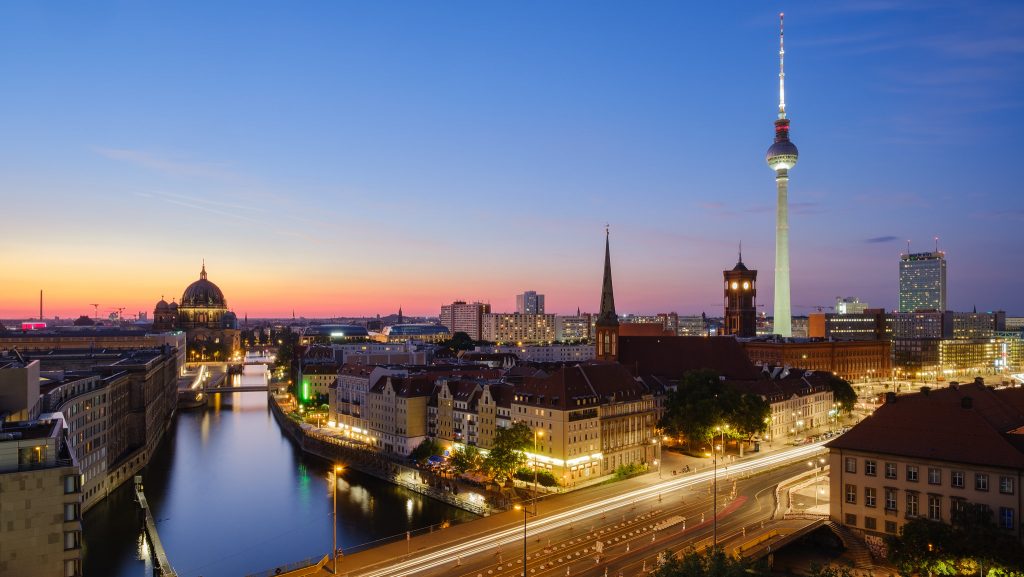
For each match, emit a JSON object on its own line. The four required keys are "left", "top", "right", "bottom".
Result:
{"left": 82, "top": 365, "right": 474, "bottom": 577}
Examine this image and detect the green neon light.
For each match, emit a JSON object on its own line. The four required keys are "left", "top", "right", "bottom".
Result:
{"left": 302, "top": 380, "right": 309, "bottom": 401}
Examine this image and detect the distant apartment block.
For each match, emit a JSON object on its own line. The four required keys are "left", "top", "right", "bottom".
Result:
{"left": 516, "top": 291, "right": 545, "bottom": 315}
{"left": 439, "top": 301, "right": 491, "bottom": 341}
{"left": 481, "top": 313, "right": 556, "bottom": 344}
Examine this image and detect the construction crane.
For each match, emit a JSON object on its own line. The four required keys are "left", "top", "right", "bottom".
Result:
{"left": 795, "top": 304, "right": 835, "bottom": 312}
{"left": 107, "top": 307, "right": 126, "bottom": 322}
{"left": 90, "top": 303, "right": 100, "bottom": 320}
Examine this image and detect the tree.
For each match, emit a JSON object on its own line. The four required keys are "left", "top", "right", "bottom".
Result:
{"left": 411, "top": 438, "right": 443, "bottom": 462}
{"left": 886, "top": 512, "right": 1024, "bottom": 577}
{"left": 659, "top": 370, "right": 769, "bottom": 450}
{"left": 826, "top": 375, "right": 857, "bottom": 414}
{"left": 651, "top": 547, "right": 763, "bottom": 577}
{"left": 449, "top": 445, "right": 483, "bottom": 474}
{"left": 484, "top": 422, "right": 533, "bottom": 484}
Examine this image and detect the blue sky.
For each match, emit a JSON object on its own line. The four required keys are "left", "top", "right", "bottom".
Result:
{"left": 2, "top": 1, "right": 1022, "bottom": 318}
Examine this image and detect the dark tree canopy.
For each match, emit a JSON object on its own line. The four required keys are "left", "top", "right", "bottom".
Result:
{"left": 827, "top": 375, "right": 857, "bottom": 414}
{"left": 886, "top": 508, "right": 1024, "bottom": 577}
{"left": 659, "top": 370, "right": 769, "bottom": 445}
{"left": 651, "top": 547, "right": 763, "bottom": 577}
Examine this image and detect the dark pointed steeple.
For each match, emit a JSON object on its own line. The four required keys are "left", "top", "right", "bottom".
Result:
{"left": 596, "top": 226, "right": 618, "bottom": 328}
{"left": 595, "top": 227, "right": 620, "bottom": 361}
{"left": 200, "top": 259, "right": 207, "bottom": 280}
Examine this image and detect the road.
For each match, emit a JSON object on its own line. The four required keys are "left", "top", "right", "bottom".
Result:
{"left": 341, "top": 441, "right": 829, "bottom": 577}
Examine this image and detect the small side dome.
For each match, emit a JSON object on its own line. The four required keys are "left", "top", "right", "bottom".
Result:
{"left": 155, "top": 299, "right": 170, "bottom": 312}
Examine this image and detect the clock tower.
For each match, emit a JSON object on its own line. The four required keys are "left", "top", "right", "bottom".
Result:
{"left": 724, "top": 249, "right": 757, "bottom": 338}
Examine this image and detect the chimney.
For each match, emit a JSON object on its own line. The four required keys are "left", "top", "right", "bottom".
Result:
{"left": 949, "top": 381, "right": 959, "bottom": 390}
{"left": 885, "top": 392, "right": 897, "bottom": 404}
{"left": 961, "top": 396, "right": 973, "bottom": 409}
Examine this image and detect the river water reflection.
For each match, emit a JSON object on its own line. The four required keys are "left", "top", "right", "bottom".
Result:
{"left": 83, "top": 365, "right": 474, "bottom": 577}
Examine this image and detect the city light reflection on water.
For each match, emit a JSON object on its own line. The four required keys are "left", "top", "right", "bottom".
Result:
{"left": 83, "top": 365, "right": 474, "bottom": 577}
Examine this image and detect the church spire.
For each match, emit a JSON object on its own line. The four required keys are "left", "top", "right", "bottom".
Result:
{"left": 595, "top": 227, "right": 619, "bottom": 361}
{"left": 200, "top": 259, "right": 207, "bottom": 280}
{"left": 597, "top": 226, "right": 618, "bottom": 328}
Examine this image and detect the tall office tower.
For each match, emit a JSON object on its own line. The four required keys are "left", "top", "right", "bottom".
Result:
{"left": 766, "top": 13, "right": 799, "bottom": 337}
{"left": 439, "top": 301, "right": 491, "bottom": 341}
{"left": 516, "top": 291, "right": 545, "bottom": 315}
{"left": 899, "top": 251, "right": 947, "bottom": 312}
{"left": 595, "top": 228, "right": 619, "bottom": 361}
{"left": 723, "top": 250, "right": 758, "bottom": 337}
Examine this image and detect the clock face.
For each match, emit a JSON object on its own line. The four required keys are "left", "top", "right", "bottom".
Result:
{"left": 731, "top": 282, "right": 738, "bottom": 290}
{"left": 743, "top": 281, "right": 750, "bottom": 290}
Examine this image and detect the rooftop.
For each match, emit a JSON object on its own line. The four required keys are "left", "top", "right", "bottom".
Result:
{"left": 826, "top": 380, "right": 1024, "bottom": 470}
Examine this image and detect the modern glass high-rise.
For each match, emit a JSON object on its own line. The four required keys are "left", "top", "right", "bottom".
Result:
{"left": 899, "top": 251, "right": 947, "bottom": 312}
{"left": 516, "top": 291, "right": 545, "bottom": 315}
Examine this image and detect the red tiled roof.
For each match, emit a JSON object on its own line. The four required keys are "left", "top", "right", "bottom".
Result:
{"left": 518, "top": 363, "right": 650, "bottom": 410}
{"left": 826, "top": 382, "right": 1024, "bottom": 470}
{"left": 618, "top": 336, "right": 761, "bottom": 380}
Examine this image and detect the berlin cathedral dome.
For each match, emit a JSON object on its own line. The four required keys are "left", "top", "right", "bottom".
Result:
{"left": 181, "top": 264, "right": 227, "bottom": 308}
{"left": 153, "top": 262, "right": 240, "bottom": 360}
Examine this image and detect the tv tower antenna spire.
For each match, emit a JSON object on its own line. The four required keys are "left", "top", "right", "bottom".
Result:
{"left": 778, "top": 12, "right": 786, "bottom": 120}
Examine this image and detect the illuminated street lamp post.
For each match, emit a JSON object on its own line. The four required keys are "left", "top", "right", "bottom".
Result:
{"left": 533, "top": 430, "right": 543, "bottom": 515}
{"left": 333, "top": 465, "right": 344, "bottom": 574}
{"left": 651, "top": 438, "right": 661, "bottom": 479}
{"left": 713, "top": 426, "right": 720, "bottom": 547}
{"left": 515, "top": 503, "right": 529, "bottom": 577}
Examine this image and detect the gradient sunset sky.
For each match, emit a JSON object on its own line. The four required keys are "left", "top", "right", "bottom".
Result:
{"left": 2, "top": 1, "right": 1023, "bottom": 319}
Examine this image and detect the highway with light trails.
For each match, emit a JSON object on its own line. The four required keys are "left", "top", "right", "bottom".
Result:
{"left": 348, "top": 440, "right": 829, "bottom": 577}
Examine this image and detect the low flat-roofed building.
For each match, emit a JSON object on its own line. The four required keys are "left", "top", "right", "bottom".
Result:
{"left": 827, "top": 380, "right": 1024, "bottom": 550}
{"left": 381, "top": 324, "right": 450, "bottom": 343}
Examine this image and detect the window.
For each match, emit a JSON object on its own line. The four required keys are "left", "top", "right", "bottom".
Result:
{"left": 64, "top": 559, "right": 81, "bottom": 577}
{"left": 63, "top": 475, "right": 80, "bottom": 494}
{"left": 952, "top": 470, "right": 965, "bottom": 489}
{"left": 976, "top": 473, "right": 989, "bottom": 491}
{"left": 928, "top": 467, "right": 941, "bottom": 485}
{"left": 906, "top": 492, "right": 919, "bottom": 517}
{"left": 845, "top": 457, "right": 857, "bottom": 473}
{"left": 864, "top": 516, "right": 877, "bottom": 530}
{"left": 865, "top": 487, "right": 877, "bottom": 508}
{"left": 928, "top": 495, "right": 942, "bottom": 521}
{"left": 845, "top": 484, "right": 857, "bottom": 504}
{"left": 64, "top": 503, "right": 79, "bottom": 522}
{"left": 906, "top": 465, "right": 919, "bottom": 482}
{"left": 63, "top": 530, "right": 80, "bottom": 550}
{"left": 885, "top": 488, "right": 898, "bottom": 511}
{"left": 885, "top": 463, "right": 897, "bottom": 479}
{"left": 1000, "top": 476, "right": 1014, "bottom": 495}
{"left": 999, "top": 507, "right": 1015, "bottom": 530}
{"left": 845, "top": 513, "right": 857, "bottom": 526}
{"left": 865, "top": 460, "right": 877, "bottom": 476}
{"left": 885, "top": 520, "right": 897, "bottom": 533}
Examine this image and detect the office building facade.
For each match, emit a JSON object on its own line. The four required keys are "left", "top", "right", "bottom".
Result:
{"left": 899, "top": 251, "right": 947, "bottom": 312}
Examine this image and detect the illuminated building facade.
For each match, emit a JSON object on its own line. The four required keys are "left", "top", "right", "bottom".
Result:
{"left": 741, "top": 339, "right": 892, "bottom": 382}
{"left": 555, "top": 312, "right": 592, "bottom": 342}
{"left": 439, "top": 301, "right": 491, "bottom": 341}
{"left": 481, "top": 313, "right": 556, "bottom": 344}
{"left": 808, "top": 309, "right": 891, "bottom": 341}
{"left": 512, "top": 363, "right": 657, "bottom": 482}
{"left": 828, "top": 382, "right": 1024, "bottom": 546}
{"left": 153, "top": 263, "right": 241, "bottom": 360}
{"left": 899, "top": 251, "right": 947, "bottom": 312}
{"left": 516, "top": 291, "right": 545, "bottom": 315}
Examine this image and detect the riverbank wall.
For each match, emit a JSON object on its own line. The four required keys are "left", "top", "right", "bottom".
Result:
{"left": 268, "top": 396, "right": 490, "bottom": 516}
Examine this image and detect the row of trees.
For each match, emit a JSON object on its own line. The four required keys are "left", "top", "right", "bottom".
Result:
{"left": 413, "top": 422, "right": 535, "bottom": 485}
{"left": 886, "top": 508, "right": 1024, "bottom": 576}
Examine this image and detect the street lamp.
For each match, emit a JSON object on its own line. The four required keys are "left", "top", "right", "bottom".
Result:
{"left": 533, "top": 430, "right": 543, "bottom": 515}
{"left": 651, "top": 438, "right": 661, "bottom": 479}
{"left": 333, "top": 465, "right": 344, "bottom": 574}
{"left": 713, "top": 425, "right": 720, "bottom": 548}
{"left": 515, "top": 503, "right": 528, "bottom": 577}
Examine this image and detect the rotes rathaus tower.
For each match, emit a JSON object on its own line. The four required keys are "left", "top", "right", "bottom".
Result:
{"left": 765, "top": 13, "right": 798, "bottom": 337}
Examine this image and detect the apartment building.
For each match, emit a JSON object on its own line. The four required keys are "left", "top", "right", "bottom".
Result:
{"left": 827, "top": 381, "right": 1024, "bottom": 550}
{"left": 730, "top": 367, "right": 835, "bottom": 442}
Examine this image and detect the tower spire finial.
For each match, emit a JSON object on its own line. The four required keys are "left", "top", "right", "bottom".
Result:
{"left": 778, "top": 12, "right": 786, "bottom": 120}
{"left": 200, "top": 259, "right": 207, "bottom": 280}
{"left": 738, "top": 240, "right": 743, "bottom": 264}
